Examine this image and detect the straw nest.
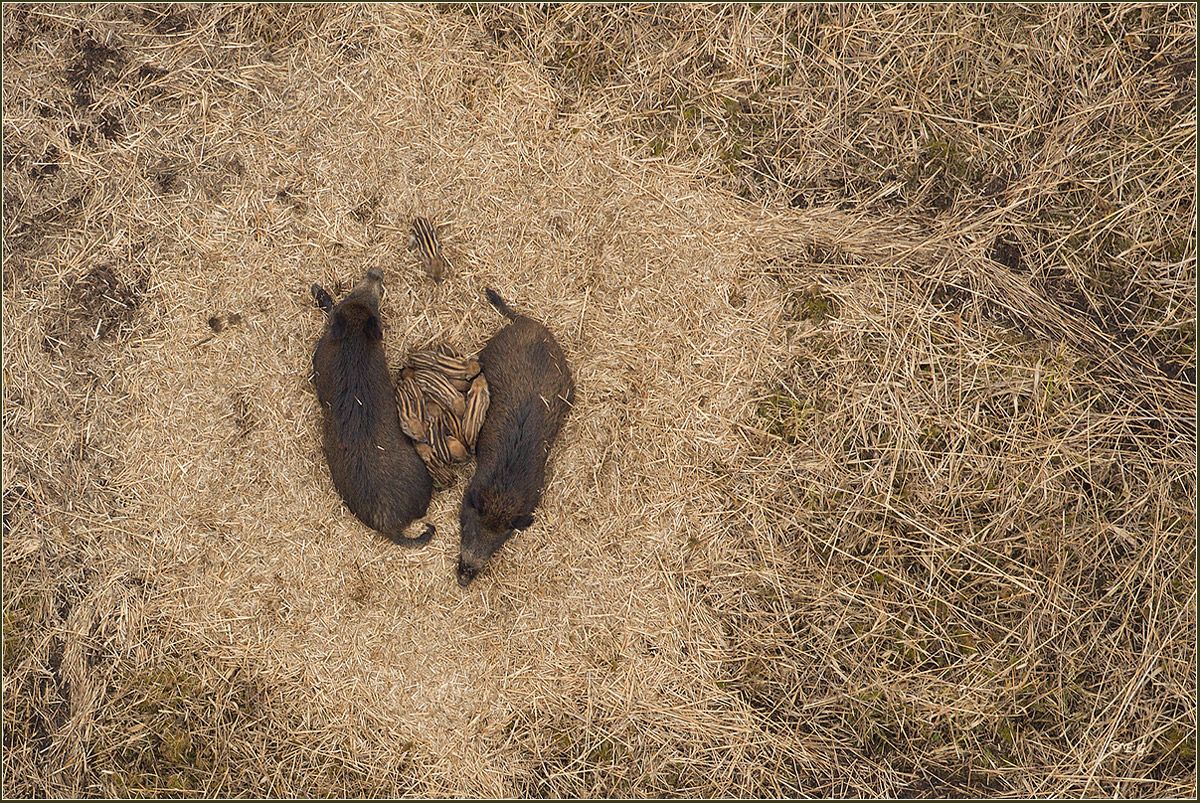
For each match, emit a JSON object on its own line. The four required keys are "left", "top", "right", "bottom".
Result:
{"left": 3, "top": 4, "right": 1195, "bottom": 797}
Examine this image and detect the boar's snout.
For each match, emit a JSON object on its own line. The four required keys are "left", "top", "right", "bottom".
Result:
{"left": 456, "top": 557, "right": 480, "bottom": 587}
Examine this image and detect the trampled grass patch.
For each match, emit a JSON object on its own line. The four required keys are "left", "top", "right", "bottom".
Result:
{"left": 4, "top": 3, "right": 1194, "bottom": 797}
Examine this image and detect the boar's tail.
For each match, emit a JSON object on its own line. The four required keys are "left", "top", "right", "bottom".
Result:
{"left": 485, "top": 287, "right": 519, "bottom": 321}
{"left": 386, "top": 520, "right": 435, "bottom": 547}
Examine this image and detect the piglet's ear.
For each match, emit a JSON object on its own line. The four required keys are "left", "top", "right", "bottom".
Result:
{"left": 512, "top": 513, "right": 535, "bottom": 531}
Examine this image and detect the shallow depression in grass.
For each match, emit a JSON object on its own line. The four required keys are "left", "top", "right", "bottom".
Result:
{"left": 2, "top": 3, "right": 1195, "bottom": 798}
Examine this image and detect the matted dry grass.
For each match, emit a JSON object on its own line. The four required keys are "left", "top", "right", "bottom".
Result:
{"left": 3, "top": 3, "right": 1195, "bottom": 798}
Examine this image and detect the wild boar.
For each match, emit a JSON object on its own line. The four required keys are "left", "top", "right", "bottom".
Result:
{"left": 457, "top": 288, "right": 574, "bottom": 586}
{"left": 311, "top": 269, "right": 434, "bottom": 545}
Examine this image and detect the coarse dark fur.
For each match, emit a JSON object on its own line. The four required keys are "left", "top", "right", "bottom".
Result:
{"left": 457, "top": 288, "right": 575, "bottom": 586}
{"left": 311, "top": 269, "right": 434, "bottom": 545}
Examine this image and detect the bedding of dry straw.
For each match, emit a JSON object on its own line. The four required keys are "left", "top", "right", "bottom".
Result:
{"left": 3, "top": 3, "right": 1195, "bottom": 798}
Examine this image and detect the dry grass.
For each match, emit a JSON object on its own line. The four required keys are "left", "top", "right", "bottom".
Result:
{"left": 3, "top": 3, "right": 1195, "bottom": 798}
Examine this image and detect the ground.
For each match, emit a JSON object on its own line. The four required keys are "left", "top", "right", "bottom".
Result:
{"left": 2, "top": 4, "right": 1195, "bottom": 798}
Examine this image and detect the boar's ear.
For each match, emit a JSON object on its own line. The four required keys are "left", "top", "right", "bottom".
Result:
{"left": 363, "top": 315, "right": 383, "bottom": 342}
{"left": 329, "top": 310, "right": 347, "bottom": 341}
{"left": 512, "top": 513, "right": 535, "bottom": 531}
{"left": 460, "top": 489, "right": 480, "bottom": 526}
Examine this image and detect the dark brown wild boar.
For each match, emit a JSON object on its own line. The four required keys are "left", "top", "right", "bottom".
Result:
{"left": 311, "top": 268, "right": 434, "bottom": 545}
{"left": 457, "top": 288, "right": 575, "bottom": 586}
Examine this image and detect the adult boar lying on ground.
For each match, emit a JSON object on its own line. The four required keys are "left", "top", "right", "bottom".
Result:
{"left": 457, "top": 288, "right": 575, "bottom": 586}
{"left": 312, "top": 269, "right": 434, "bottom": 545}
